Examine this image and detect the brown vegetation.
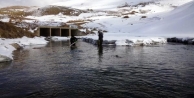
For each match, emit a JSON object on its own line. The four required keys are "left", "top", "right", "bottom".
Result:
{"left": 0, "top": 21, "right": 35, "bottom": 38}
{"left": 129, "top": 11, "right": 138, "bottom": 15}
{"left": 0, "top": 6, "right": 29, "bottom": 17}
{"left": 39, "top": 6, "right": 86, "bottom": 16}
{"left": 133, "top": 2, "right": 154, "bottom": 7}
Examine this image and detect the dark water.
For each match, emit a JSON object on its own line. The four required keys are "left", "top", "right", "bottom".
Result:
{"left": 0, "top": 40, "right": 194, "bottom": 98}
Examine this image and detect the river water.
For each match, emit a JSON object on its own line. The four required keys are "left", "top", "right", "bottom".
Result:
{"left": 0, "top": 40, "right": 194, "bottom": 98}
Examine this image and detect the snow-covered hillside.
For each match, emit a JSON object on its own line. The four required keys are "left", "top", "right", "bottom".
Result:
{"left": 52, "top": 0, "right": 194, "bottom": 38}
{"left": 52, "top": 0, "right": 154, "bottom": 10}
{"left": 1, "top": 0, "right": 193, "bottom": 38}
{"left": 135, "top": 0, "right": 194, "bottom": 37}
{"left": 75, "top": 0, "right": 194, "bottom": 37}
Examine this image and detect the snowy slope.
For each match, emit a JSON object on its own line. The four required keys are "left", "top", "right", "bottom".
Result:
{"left": 52, "top": 0, "right": 153, "bottom": 10}
{"left": 134, "top": 1, "right": 194, "bottom": 37}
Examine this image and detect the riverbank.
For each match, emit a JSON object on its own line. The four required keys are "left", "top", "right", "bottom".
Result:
{"left": 82, "top": 36, "right": 194, "bottom": 46}
{"left": 1, "top": 40, "right": 194, "bottom": 98}
{"left": 0, "top": 36, "right": 48, "bottom": 62}
{"left": 167, "top": 37, "right": 194, "bottom": 45}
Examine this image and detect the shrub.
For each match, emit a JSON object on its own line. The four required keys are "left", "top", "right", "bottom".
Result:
{"left": 123, "top": 16, "right": 129, "bottom": 18}
{"left": 141, "top": 16, "right": 147, "bottom": 18}
{"left": 0, "top": 21, "right": 35, "bottom": 38}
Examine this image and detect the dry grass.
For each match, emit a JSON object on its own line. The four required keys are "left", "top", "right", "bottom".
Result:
{"left": 0, "top": 6, "right": 31, "bottom": 17}
{"left": 129, "top": 11, "right": 138, "bottom": 15}
{"left": 66, "top": 19, "right": 93, "bottom": 29}
{"left": 0, "top": 21, "right": 35, "bottom": 38}
{"left": 67, "top": 19, "right": 92, "bottom": 23}
{"left": 133, "top": 2, "right": 154, "bottom": 7}
{"left": 39, "top": 6, "right": 86, "bottom": 16}
{"left": 1, "top": 6, "right": 29, "bottom": 10}
{"left": 118, "top": 1, "right": 154, "bottom": 8}
{"left": 0, "top": 5, "right": 86, "bottom": 17}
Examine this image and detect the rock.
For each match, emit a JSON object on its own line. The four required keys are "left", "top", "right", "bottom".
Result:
{"left": 167, "top": 37, "right": 194, "bottom": 45}
{"left": 108, "top": 40, "right": 116, "bottom": 45}
{"left": 167, "top": 37, "right": 178, "bottom": 42}
{"left": 102, "top": 40, "right": 109, "bottom": 44}
{"left": 10, "top": 43, "right": 23, "bottom": 49}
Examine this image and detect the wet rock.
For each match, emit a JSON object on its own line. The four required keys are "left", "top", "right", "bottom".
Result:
{"left": 108, "top": 40, "right": 116, "bottom": 45}
{"left": 45, "top": 37, "right": 52, "bottom": 41}
{"left": 103, "top": 40, "right": 109, "bottom": 44}
{"left": 167, "top": 37, "right": 178, "bottom": 42}
{"left": 167, "top": 37, "right": 194, "bottom": 45}
{"left": 83, "top": 37, "right": 117, "bottom": 45}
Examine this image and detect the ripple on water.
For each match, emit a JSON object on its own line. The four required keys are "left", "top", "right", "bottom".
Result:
{"left": 0, "top": 42, "right": 194, "bottom": 98}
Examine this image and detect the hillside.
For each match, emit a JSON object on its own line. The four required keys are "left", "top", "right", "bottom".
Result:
{"left": 0, "top": 0, "right": 193, "bottom": 38}
{"left": 130, "top": 0, "right": 194, "bottom": 37}
{"left": 0, "top": 21, "right": 35, "bottom": 38}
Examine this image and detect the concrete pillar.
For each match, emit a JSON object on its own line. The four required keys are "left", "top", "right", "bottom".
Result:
{"left": 38, "top": 27, "right": 40, "bottom": 36}
{"left": 69, "top": 28, "right": 71, "bottom": 37}
{"left": 60, "top": 28, "right": 61, "bottom": 36}
{"left": 49, "top": 28, "right": 51, "bottom": 37}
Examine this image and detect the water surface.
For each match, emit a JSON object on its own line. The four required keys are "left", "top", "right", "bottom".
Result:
{"left": 0, "top": 41, "right": 194, "bottom": 98}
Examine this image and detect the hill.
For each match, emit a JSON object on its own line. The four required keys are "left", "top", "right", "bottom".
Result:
{"left": 0, "top": 21, "right": 35, "bottom": 38}
{"left": 0, "top": 0, "right": 193, "bottom": 38}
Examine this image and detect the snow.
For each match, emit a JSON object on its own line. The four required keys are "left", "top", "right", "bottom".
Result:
{"left": 0, "top": 37, "right": 48, "bottom": 62}
{"left": 51, "top": 0, "right": 151, "bottom": 10}
{"left": 0, "top": 0, "right": 194, "bottom": 62}
{"left": 51, "top": 36, "right": 70, "bottom": 41}
{"left": 132, "top": 0, "right": 194, "bottom": 37}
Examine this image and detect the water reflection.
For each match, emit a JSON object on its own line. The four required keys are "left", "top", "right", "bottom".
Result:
{"left": 1, "top": 41, "right": 194, "bottom": 98}
{"left": 98, "top": 46, "right": 103, "bottom": 62}
{"left": 70, "top": 46, "right": 77, "bottom": 50}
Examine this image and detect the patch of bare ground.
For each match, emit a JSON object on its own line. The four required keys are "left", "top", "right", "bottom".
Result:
{"left": 66, "top": 19, "right": 93, "bottom": 29}
{"left": 0, "top": 6, "right": 33, "bottom": 17}
{"left": 35, "top": 5, "right": 86, "bottom": 16}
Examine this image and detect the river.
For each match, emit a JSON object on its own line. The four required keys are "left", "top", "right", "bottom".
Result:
{"left": 0, "top": 40, "right": 194, "bottom": 98}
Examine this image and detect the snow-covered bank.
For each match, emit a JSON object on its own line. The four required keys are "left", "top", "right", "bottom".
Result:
{"left": 0, "top": 37, "right": 48, "bottom": 62}
{"left": 81, "top": 35, "right": 167, "bottom": 46}
{"left": 167, "top": 37, "right": 194, "bottom": 45}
